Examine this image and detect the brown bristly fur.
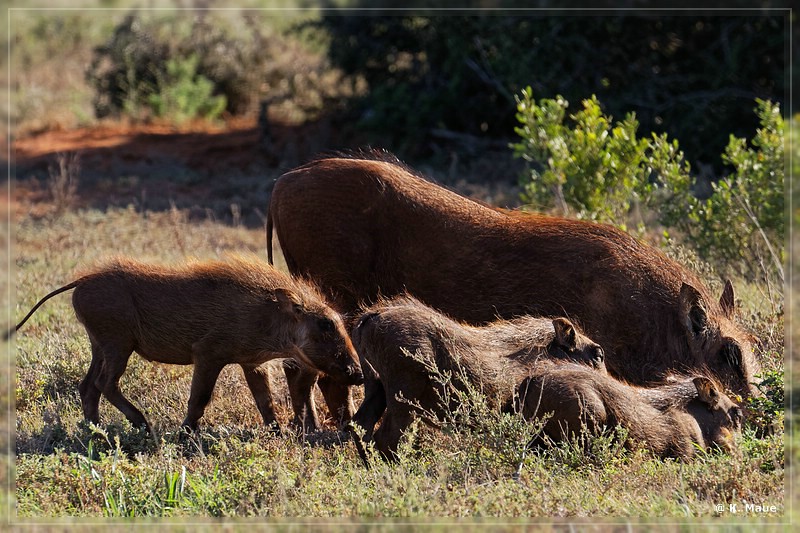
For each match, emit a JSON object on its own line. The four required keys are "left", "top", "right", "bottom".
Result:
{"left": 349, "top": 295, "right": 604, "bottom": 460}
{"left": 266, "top": 150, "right": 759, "bottom": 430}
{"left": 13, "top": 253, "right": 362, "bottom": 433}
{"left": 518, "top": 360, "right": 743, "bottom": 459}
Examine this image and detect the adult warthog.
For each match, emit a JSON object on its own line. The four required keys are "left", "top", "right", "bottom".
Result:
{"left": 267, "top": 150, "right": 759, "bottom": 429}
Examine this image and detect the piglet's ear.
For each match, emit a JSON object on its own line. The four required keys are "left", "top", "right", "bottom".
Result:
{"left": 275, "top": 288, "right": 302, "bottom": 317}
{"left": 553, "top": 318, "right": 577, "bottom": 349}
{"left": 693, "top": 376, "right": 721, "bottom": 409}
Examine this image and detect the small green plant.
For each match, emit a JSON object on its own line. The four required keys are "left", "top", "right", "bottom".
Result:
{"left": 147, "top": 54, "right": 226, "bottom": 125}
{"left": 543, "top": 424, "right": 631, "bottom": 472}
{"left": 745, "top": 369, "right": 785, "bottom": 434}
{"left": 161, "top": 466, "right": 187, "bottom": 511}
{"left": 396, "top": 347, "right": 545, "bottom": 480}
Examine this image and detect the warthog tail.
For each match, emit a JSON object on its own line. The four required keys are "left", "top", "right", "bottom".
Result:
{"left": 4, "top": 280, "right": 80, "bottom": 340}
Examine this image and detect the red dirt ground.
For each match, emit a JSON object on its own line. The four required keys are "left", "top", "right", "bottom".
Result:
{"left": 13, "top": 118, "right": 264, "bottom": 174}
{"left": 8, "top": 118, "right": 280, "bottom": 221}
{"left": 7, "top": 118, "right": 523, "bottom": 222}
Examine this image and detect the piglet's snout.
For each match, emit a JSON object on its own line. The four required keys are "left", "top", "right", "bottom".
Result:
{"left": 346, "top": 363, "right": 364, "bottom": 385}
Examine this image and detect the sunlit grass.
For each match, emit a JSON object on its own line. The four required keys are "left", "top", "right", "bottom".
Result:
{"left": 9, "top": 206, "right": 785, "bottom": 520}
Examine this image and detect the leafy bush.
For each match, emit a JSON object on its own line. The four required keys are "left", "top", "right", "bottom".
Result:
{"left": 86, "top": 15, "right": 168, "bottom": 120}
{"left": 513, "top": 91, "right": 785, "bottom": 280}
{"left": 86, "top": 13, "right": 351, "bottom": 124}
{"left": 661, "top": 100, "right": 785, "bottom": 282}
{"left": 147, "top": 54, "right": 226, "bottom": 124}
{"left": 511, "top": 88, "right": 690, "bottom": 226}
{"left": 317, "top": 13, "right": 785, "bottom": 166}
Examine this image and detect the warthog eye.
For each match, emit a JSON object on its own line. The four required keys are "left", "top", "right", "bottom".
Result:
{"left": 317, "top": 318, "right": 335, "bottom": 333}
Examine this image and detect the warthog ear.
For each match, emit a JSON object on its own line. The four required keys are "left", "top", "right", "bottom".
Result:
{"left": 553, "top": 318, "right": 577, "bottom": 349}
{"left": 693, "top": 376, "right": 721, "bottom": 409}
{"left": 679, "top": 282, "right": 709, "bottom": 338}
{"left": 719, "top": 279, "right": 736, "bottom": 318}
{"left": 275, "top": 288, "right": 303, "bottom": 317}
{"left": 720, "top": 341, "right": 744, "bottom": 377}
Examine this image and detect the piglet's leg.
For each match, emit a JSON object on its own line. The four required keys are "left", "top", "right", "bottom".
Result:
{"left": 283, "top": 361, "right": 321, "bottom": 434}
{"left": 183, "top": 358, "right": 225, "bottom": 430}
{"left": 318, "top": 377, "right": 355, "bottom": 428}
{"left": 79, "top": 339, "right": 104, "bottom": 424}
{"left": 351, "top": 378, "right": 387, "bottom": 442}
{"left": 373, "top": 409, "right": 415, "bottom": 462}
{"left": 93, "top": 339, "right": 151, "bottom": 432}
{"left": 241, "top": 363, "right": 278, "bottom": 429}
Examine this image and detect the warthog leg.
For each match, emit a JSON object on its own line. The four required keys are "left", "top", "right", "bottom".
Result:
{"left": 351, "top": 378, "right": 387, "bottom": 442}
{"left": 78, "top": 341, "right": 103, "bottom": 424}
{"left": 283, "top": 360, "right": 321, "bottom": 434}
{"left": 373, "top": 409, "right": 415, "bottom": 461}
{"left": 240, "top": 363, "right": 278, "bottom": 428}
{"left": 182, "top": 358, "right": 225, "bottom": 430}
{"left": 317, "top": 375, "right": 355, "bottom": 428}
{"left": 92, "top": 338, "right": 151, "bottom": 432}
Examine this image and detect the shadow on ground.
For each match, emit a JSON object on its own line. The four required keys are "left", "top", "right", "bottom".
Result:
{"left": 11, "top": 117, "right": 346, "bottom": 227}
{"left": 11, "top": 115, "right": 525, "bottom": 227}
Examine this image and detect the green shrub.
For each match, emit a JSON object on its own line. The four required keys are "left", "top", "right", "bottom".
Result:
{"left": 511, "top": 88, "right": 689, "bottom": 226}
{"left": 513, "top": 91, "right": 785, "bottom": 281}
{"left": 147, "top": 54, "right": 226, "bottom": 124}
{"left": 86, "top": 13, "right": 349, "bottom": 124}
{"left": 86, "top": 15, "right": 167, "bottom": 120}
{"left": 661, "top": 100, "right": 785, "bottom": 282}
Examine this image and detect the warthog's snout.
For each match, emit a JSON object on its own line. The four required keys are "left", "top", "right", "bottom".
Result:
{"left": 590, "top": 347, "right": 605, "bottom": 370}
{"left": 712, "top": 427, "right": 736, "bottom": 454}
{"left": 347, "top": 365, "right": 364, "bottom": 385}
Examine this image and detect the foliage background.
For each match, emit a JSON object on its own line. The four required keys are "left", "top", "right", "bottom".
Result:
{"left": 317, "top": 9, "right": 787, "bottom": 172}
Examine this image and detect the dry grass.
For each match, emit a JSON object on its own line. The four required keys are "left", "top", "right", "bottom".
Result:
{"left": 7, "top": 206, "right": 786, "bottom": 523}
{"left": 47, "top": 152, "right": 80, "bottom": 215}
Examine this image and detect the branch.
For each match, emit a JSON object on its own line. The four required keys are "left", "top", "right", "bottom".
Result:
{"left": 464, "top": 36, "right": 515, "bottom": 105}
{"left": 727, "top": 179, "right": 784, "bottom": 283}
